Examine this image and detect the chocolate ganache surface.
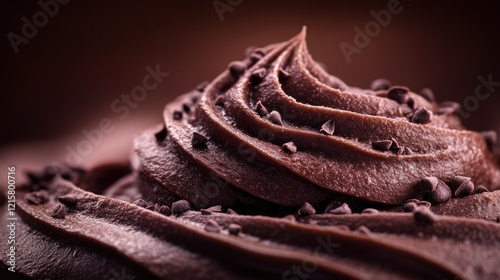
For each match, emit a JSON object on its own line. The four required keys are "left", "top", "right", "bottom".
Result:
{"left": 2, "top": 28, "right": 500, "bottom": 280}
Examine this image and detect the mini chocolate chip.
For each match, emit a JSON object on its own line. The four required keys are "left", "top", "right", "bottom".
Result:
{"left": 427, "top": 180, "right": 451, "bottom": 204}
{"left": 172, "top": 200, "right": 190, "bottom": 215}
{"left": 245, "top": 46, "right": 256, "bottom": 56}
{"left": 254, "top": 101, "right": 269, "bottom": 117}
{"left": 132, "top": 199, "right": 148, "bottom": 208}
{"left": 268, "top": 111, "right": 283, "bottom": 126}
{"left": 419, "top": 88, "right": 435, "bottom": 102}
{"left": 387, "top": 86, "right": 410, "bottom": 104}
{"left": 448, "top": 176, "right": 472, "bottom": 192}
{"left": 403, "top": 202, "right": 418, "bottom": 212}
{"left": 158, "top": 205, "right": 171, "bottom": 216}
{"left": 390, "top": 138, "right": 400, "bottom": 150}
{"left": 228, "top": 61, "right": 246, "bottom": 79}
{"left": 480, "top": 131, "right": 497, "bottom": 150}
{"left": 227, "top": 208, "right": 238, "bottom": 215}
{"left": 250, "top": 68, "right": 266, "bottom": 83}
{"left": 146, "top": 204, "right": 156, "bottom": 211}
{"left": 215, "top": 95, "right": 225, "bottom": 107}
{"left": 437, "top": 102, "right": 460, "bottom": 114}
{"left": 155, "top": 126, "right": 167, "bottom": 142}
{"left": 361, "top": 208, "right": 379, "bottom": 214}
{"left": 279, "top": 68, "right": 290, "bottom": 80}
{"left": 204, "top": 220, "right": 221, "bottom": 233}
{"left": 419, "top": 177, "right": 439, "bottom": 193}
{"left": 404, "top": 147, "right": 413, "bottom": 155}
{"left": 413, "top": 206, "right": 436, "bottom": 225}
{"left": 355, "top": 225, "right": 371, "bottom": 234}
{"left": 454, "top": 180, "right": 474, "bottom": 197}
{"left": 320, "top": 120, "right": 335, "bottom": 135}
{"left": 298, "top": 202, "right": 316, "bottom": 216}
{"left": 201, "top": 209, "right": 212, "bottom": 215}
{"left": 205, "top": 205, "right": 222, "bottom": 212}
{"left": 173, "top": 110, "right": 183, "bottom": 120}
{"left": 154, "top": 203, "right": 161, "bottom": 212}
{"left": 473, "top": 186, "right": 489, "bottom": 194}
{"left": 26, "top": 190, "right": 49, "bottom": 205}
{"left": 52, "top": 204, "right": 67, "bottom": 219}
{"left": 228, "top": 223, "right": 242, "bottom": 235}
{"left": 418, "top": 201, "right": 432, "bottom": 209}
{"left": 411, "top": 107, "right": 433, "bottom": 124}
{"left": 372, "top": 140, "right": 393, "bottom": 151}
{"left": 405, "top": 198, "right": 421, "bottom": 204}
{"left": 396, "top": 147, "right": 405, "bottom": 155}
{"left": 370, "top": 78, "right": 392, "bottom": 91}
{"left": 497, "top": 217, "right": 500, "bottom": 223}
{"left": 282, "top": 142, "right": 297, "bottom": 154}
{"left": 407, "top": 98, "right": 415, "bottom": 109}
{"left": 182, "top": 103, "right": 191, "bottom": 113}
{"left": 58, "top": 194, "right": 78, "bottom": 207}
{"left": 249, "top": 52, "right": 263, "bottom": 63}
{"left": 326, "top": 203, "right": 352, "bottom": 215}
{"left": 196, "top": 81, "right": 210, "bottom": 92}
{"left": 282, "top": 215, "right": 296, "bottom": 221}
{"left": 192, "top": 132, "right": 208, "bottom": 148}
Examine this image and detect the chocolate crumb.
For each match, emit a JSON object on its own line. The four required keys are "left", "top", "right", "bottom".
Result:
{"left": 282, "top": 142, "right": 297, "bottom": 154}
{"left": 52, "top": 204, "right": 67, "bottom": 219}
{"left": 403, "top": 201, "right": 418, "bottom": 212}
{"left": 155, "top": 126, "right": 167, "bottom": 142}
{"left": 372, "top": 140, "right": 393, "bottom": 151}
{"left": 355, "top": 226, "right": 371, "bottom": 235}
{"left": 173, "top": 110, "right": 183, "bottom": 120}
{"left": 26, "top": 190, "right": 49, "bottom": 205}
{"left": 427, "top": 180, "right": 451, "bottom": 204}
{"left": 454, "top": 180, "right": 474, "bottom": 197}
{"left": 228, "top": 223, "right": 242, "bottom": 235}
{"left": 320, "top": 120, "right": 335, "bottom": 135}
{"left": 298, "top": 202, "right": 316, "bottom": 216}
{"left": 413, "top": 206, "right": 436, "bottom": 225}
{"left": 387, "top": 86, "right": 410, "bottom": 104}
{"left": 58, "top": 194, "right": 78, "bottom": 207}
{"left": 204, "top": 220, "right": 221, "bottom": 233}
{"left": 215, "top": 95, "right": 225, "bottom": 107}
{"left": 326, "top": 203, "right": 352, "bottom": 215}
{"left": 254, "top": 101, "right": 269, "bottom": 117}
{"left": 419, "top": 177, "right": 439, "bottom": 193}
{"left": 228, "top": 61, "right": 246, "bottom": 79}
{"left": 132, "top": 199, "right": 148, "bottom": 208}
{"left": 419, "top": 88, "right": 435, "bottom": 102}
{"left": 250, "top": 68, "right": 266, "bottom": 84}
{"left": 196, "top": 81, "right": 210, "bottom": 92}
{"left": 473, "top": 186, "right": 489, "bottom": 194}
{"left": 370, "top": 78, "right": 392, "bottom": 91}
{"left": 192, "top": 132, "right": 208, "bottom": 148}
{"left": 411, "top": 107, "right": 433, "bottom": 124}
{"left": 361, "top": 208, "right": 379, "bottom": 214}
{"left": 279, "top": 68, "right": 290, "bottom": 80}
{"left": 171, "top": 200, "right": 190, "bottom": 215}
{"left": 480, "top": 131, "right": 497, "bottom": 150}
{"left": 158, "top": 205, "right": 171, "bottom": 216}
{"left": 268, "top": 111, "right": 284, "bottom": 126}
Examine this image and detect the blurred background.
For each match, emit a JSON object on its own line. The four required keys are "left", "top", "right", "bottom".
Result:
{"left": 2, "top": 0, "right": 500, "bottom": 171}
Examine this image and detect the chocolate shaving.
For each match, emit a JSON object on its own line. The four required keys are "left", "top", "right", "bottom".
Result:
{"left": 204, "top": 220, "right": 221, "bottom": 233}
{"left": 52, "top": 204, "right": 67, "bottom": 219}
{"left": 320, "top": 120, "right": 335, "bottom": 135}
{"left": 268, "top": 111, "right": 283, "bottom": 126}
{"left": 191, "top": 132, "right": 208, "bottom": 148}
{"left": 387, "top": 86, "right": 410, "bottom": 104}
{"left": 282, "top": 142, "right": 297, "bottom": 154}
{"left": 298, "top": 202, "right": 316, "bottom": 216}
{"left": 411, "top": 107, "right": 433, "bottom": 124}
{"left": 254, "top": 101, "right": 269, "bottom": 117}
{"left": 171, "top": 200, "right": 190, "bottom": 215}
{"left": 370, "top": 78, "right": 392, "bottom": 91}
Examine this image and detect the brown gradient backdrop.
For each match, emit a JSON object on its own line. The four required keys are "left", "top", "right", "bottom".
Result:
{"left": 1, "top": 0, "right": 500, "bottom": 168}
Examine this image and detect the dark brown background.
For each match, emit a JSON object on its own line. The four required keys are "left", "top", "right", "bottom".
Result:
{"left": 2, "top": 0, "right": 500, "bottom": 168}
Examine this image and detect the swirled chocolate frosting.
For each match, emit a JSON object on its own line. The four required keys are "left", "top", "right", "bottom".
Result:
{"left": 2, "top": 28, "right": 500, "bottom": 280}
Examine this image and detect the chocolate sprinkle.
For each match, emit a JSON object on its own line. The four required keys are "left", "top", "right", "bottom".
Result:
{"left": 204, "top": 220, "right": 221, "bottom": 233}
{"left": 320, "top": 120, "right": 335, "bottom": 135}
{"left": 254, "top": 101, "right": 269, "bottom": 117}
{"left": 58, "top": 194, "right": 78, "bottom": 207}
{"left": 173, "top": 110, "right": 183, "bottom": 120}
{"left": 298, "top": 202, "right": 316, "bottom": 216}
{"left": 419, "top": 176, "right": 439, "bottom": 193}
{"left": 413, "top": 206, "right": 436, "bottom": 225}
{"left": 480, "top": 131, "right": 497, "bottom": 150}
{"left": 228, "top": 61, "right": 246, "bottom": 79}
{"left": 52, "top": 204, "right": 67, "bottom": 219}
{"left": 326, "top": 203, "right": 352, "bottom": 215}
{"left": 25, "top": 190, "right": 49, "bottom": 205}
{"left": 361, "top": 208, "right": 379, "bottom": 214}
{"left": 132, "top": 199, "right": 148, "bottom": 208}
{"left": 158, "top": 205, "right": 171, "bottom": 216}
{"left": 473, "top": 186, "right": 489, "bottom": 194}
{"left": 250, "top": 68, "right": 266, "bottom": 83}
{"left": 268, "top": 111, "right": 284, "bottom": 126}
{"left": 370, "top": 78, "right": 392, "bottom": 91}
{"left": 411, "top": 107, "right": 433, "bottom": 124}
{"left": 191, "top": 132, "right": 208, "bottom": 148}
{"left": 387, "top": 86, "right": 410, "bottom": 104}
{"left": 228, "top": 223, "right": 242, "bottom": 235}
{"left": 171, "top": 200, "right": 190, "bottom": 215}
{"left": 427, "top": 180, "right": 452, "bottom": 204}
{"left": 282, "top": 142, "right": 297, "bottom": 154}
{"left": 154, "top": 126, "right": 168, "bottom": 142}
{"left": 227, "top": 208, "right": 238, "bottom": 215}
{"left": 419, "top": 88, "right": 435, "bottom": 102}
{"left": 372, "top": 140, "right": 393, "bottom": 151}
